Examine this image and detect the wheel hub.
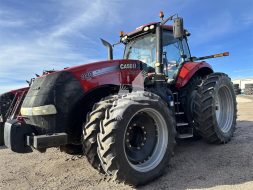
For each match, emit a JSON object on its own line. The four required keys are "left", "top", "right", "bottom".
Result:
{"left": 215, "top": 86, "right": 234, "bottom": 133}
{"left": 125, "top": 113, "right": 157, "bottom": 164}
{"left": 126, "top": 124, "right": 147, "bottom": 149}
{"left": 123, "top": 108, "right": 168, "bottom": 173}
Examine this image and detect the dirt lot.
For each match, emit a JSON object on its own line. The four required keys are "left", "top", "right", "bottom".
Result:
{"left": 0, "top": 95, "right": 253, "bottom": 190}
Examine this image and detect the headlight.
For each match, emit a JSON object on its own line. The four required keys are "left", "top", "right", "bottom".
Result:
{"left": 21, "top": 105, "right": 57, "bottom": 116}
{"left": 143, "top": 26, "right": 149, "bottom": 31}
{"left": 121, "top": 35, "right": 128, "bottom": 41}
{"left": 149, "top": 25, "right": 155, "bottom": 30}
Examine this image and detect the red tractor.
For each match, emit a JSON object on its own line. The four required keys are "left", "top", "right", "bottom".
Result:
{"left": 1, "top": 13, "right": 236, "bottom": 186}
{"left": 0, "top": 87, "right": 29, "bottom": 145}
{"left": 0, "top": 70, "right": 54, "bottom": 146}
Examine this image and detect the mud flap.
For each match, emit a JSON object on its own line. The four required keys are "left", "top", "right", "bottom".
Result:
{"left": 4, "top": 120, "right": 33, "bottom": 153}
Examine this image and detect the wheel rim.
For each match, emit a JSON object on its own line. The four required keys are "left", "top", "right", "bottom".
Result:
{"left": 215, "top": 86, "right": 234, "bottom": 133}
{"left": 123, "top": 108, "right": 168, "bottom": 173}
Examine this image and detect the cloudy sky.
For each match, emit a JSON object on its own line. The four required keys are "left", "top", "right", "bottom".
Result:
{"left": 0, "top": 0, "right": 253, "bottom": 93}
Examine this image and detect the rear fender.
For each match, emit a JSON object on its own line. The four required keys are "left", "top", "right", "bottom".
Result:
{"left": 176, "top": 62, "right": 213, "bottom": 88}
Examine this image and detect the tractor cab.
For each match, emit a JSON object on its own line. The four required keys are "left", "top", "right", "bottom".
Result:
{"left": 120, "top": 14, "right": 191, "bottom": 82}
{"left": 123, "top": 25, "right": 191, "bottom": 79}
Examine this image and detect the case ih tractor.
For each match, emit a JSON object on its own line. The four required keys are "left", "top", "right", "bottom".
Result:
{"left": 0, "top": 12, "right": 236, "bottom": 186}
{"left": 0, "top": 87, "right": 29, "bottom": 145}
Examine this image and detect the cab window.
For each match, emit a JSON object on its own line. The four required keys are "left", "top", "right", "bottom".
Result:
{"left": 163, "top": 31, "right": 183, "bottom": 78}
{"left": 182, "top": 38, "right": 191, "bottom": 60}
{"left": 124, "top": 33, "right": 156, "bottom": 67}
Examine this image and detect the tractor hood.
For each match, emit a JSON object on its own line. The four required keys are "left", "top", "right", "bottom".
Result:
{"left": 21, "top": 59, "right": 143, "bottom": 137}
{"left": 56, "top": 59, "right": 143, "bottom": 91}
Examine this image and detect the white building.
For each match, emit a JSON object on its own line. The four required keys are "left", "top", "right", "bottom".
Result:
{"left": 232, "top": 78, "right": 253, "bottom": 90}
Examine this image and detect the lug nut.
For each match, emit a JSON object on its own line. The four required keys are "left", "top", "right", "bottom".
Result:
{"left": 127, "top": 132, "right": 129, "bottom": 136}
{"left": 129, "top": 145, "right": 131, "bottom": 148}
{"left": 142, "top": 126, "right": 145, "bottom": 129}
{"left": 133, "top": 123, "right": 137, "bottom": 126}
{"left": 144, "top": 131, "right": 147, "bottom": 134}
{"left": 144, "top": 137, "right": 146, "bottom": 141}
{"left": 126, "top": 139, "right": 129, "bottom": 142}
{"left": 141, "top": 143, "right": 144, "bottom": 146}
{"left": 137, "top": 147, "right": 141, "bottom": 150}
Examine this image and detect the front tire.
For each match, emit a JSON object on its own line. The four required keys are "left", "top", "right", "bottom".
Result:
{"left": 97, "top": 91, "right": 176, "bottom": 186}
{"left": 82, "top": 95, "right": 118, "bottom": 173}
{"left": 194, "top": 73, "right": 237, "bottom": 143}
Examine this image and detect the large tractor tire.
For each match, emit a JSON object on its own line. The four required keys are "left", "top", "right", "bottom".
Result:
{"left": 194, "top": 73, "right": 237, "bottom": 143}
{"left": 180, "top": 76, "right": 203, "bottom": 139}
{"left": 233, "top": 84, "right": 241, "bottom": 95}
{"left": 82, "top": 95, "right": 119, "bottom": 173}
{"left": 97, "top": 91, "right": 176, "bottom": 186}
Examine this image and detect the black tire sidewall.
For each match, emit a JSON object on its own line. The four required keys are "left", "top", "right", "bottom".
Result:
{"left": 212, "top": 76, "right": 236, "bottom": 140}
{"left": 113, "top": 99, "right": 175, "bottom": 185}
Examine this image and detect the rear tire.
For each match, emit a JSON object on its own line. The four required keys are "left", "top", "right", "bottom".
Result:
{"left": 97, "top": 91, "right": 176, "bottom": 186}
{"left": 194, "top": 73, "right": 237, "bottom": 143}
{"left": 180, "top": 76, "right": 203, "bottom": 139}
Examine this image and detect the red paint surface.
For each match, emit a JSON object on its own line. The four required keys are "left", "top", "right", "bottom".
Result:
{"left": 176, "top": 61, "right": 213, "bottom": 88}
{"left": 10, "top": 87, "right": 29, "bottom": 95}
{"left": 65, "top": 59, "right": 142, "bottom": 92}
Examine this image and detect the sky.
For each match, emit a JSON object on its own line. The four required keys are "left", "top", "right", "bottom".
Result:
{"left": 0, "top": 0, "right": 253, "bottom": 93}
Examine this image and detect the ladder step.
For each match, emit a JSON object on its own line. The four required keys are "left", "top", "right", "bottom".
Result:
{"left": 177, "top": 123, "right": 188, "bottom": 127}
{"left": 175, "top": 112, "right": 184, "bottom": 115}
{"left": 177, "top": 134, "right": 193, "bottom": 139}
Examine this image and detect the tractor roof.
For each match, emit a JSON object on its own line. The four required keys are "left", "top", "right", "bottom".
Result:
{"left": 125, "top": 22, "right": 173, "bottom": 36}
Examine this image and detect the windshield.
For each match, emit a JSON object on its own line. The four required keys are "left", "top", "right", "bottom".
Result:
{"left": 124, "top": 33, "right": 156, "bottom": 67}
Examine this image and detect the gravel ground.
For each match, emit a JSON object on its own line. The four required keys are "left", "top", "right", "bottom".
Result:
{"left": 0, "top": 95, "right": 253, "bottom": 190}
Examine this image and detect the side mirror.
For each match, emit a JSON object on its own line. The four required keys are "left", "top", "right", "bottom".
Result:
{"left": 100, "top": 38, "right": 113, "bottom": 60}
{"left": 173, "top": 17, "right": 184, "bottom": 39}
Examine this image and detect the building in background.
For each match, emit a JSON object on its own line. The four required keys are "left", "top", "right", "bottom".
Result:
{"left": 232, "top": 78, "right": 253, "bottom": 91}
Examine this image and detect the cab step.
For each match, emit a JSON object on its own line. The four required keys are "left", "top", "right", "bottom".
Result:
{"left": 176, "top": 122, "right": 188, "bottom": 127}
{"left": 177, "top": 133, "right": 194, "bottom": 139}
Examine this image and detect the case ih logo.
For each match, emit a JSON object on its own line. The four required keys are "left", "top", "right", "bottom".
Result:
{"left": 120, "top": 64, "right": 137, "bottom": 70}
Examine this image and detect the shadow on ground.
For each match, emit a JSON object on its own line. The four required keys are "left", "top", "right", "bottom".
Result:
{"left": 139, "top": 120, "right": 253, "bottom": 190}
